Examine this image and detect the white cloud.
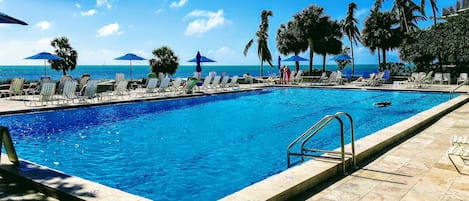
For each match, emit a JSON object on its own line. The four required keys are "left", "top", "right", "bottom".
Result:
{"left": 0, "top": 38, "right": 54, "bottom": 65}
{"left": 81, "top": 9, "right": 97, "bottom": 16}
{"left": 35, "top": 21, "right": 51, "bottom": 30}
{"left": 184, "top": 9, "right": 225, "bottom": 35}
{"left": 170, "top": 0, "right": 188, "bottom": 8}
{"left": 155, "top": 8, "right": 164, "bottom": 14}
{"left": 75, "top": 3, "right": 81, "bottom": 8}
{"left": 96, "top": 0, "right": 112, "bottom": 9}
{"left": 97, "top": 23, "right": 121, "bottom": 37}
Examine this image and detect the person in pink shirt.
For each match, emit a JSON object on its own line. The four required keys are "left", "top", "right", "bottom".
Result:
{"left": 285, "top": 66, "right": 291, "bottom": 84}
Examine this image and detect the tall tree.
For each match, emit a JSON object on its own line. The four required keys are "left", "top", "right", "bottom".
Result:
{"left": 294, "top": 5, "right": 330, "bottom": 73}
{"left": 50, "top": 36, "right": 78, "bottom": 75}
{"left": 420, "top": 0, "right": 438, "bottom": 25}
{"left": 374, "top": 0, "right": 385, "bottom": 11}
{"left": 392, "top": 0, "right": 425, "bottom": 33}
{"left": 315, "top": 19, "right": 343, "bottom": 72}
{"left": 362, "top": 10, "right": 400, "bottom": 67}
{"left": 342, "top": 2, "right": 361, "bottom": 76}
{"left": 244, "top": 10, "right": 274, "bottom": 77}
{"left": 149, "top": 46, "right": 179, "bottom": 76}
{"left": 276, "top": 21, "right": 308, "bottom": 71}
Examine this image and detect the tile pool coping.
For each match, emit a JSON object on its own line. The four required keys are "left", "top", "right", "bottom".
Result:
{"left": 221, "top": 94, "right": 469, "bottom": 201}
{"left": 0, "top": 87, "right": 466, "bottom": 200}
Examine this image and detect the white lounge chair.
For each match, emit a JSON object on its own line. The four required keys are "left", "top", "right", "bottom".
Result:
{"left": 292, "top": 70, "right": 303, "bottom": 84}
{"left": 443, "top": 73, "right": 451, "bottom": 85}
{"left": 447, "top": 145, "right": 469, "bottom": 175}
{"left": 79, "top": 80, "right": 98, "bottom": 102}
{"left": 433, "top": 72, "right": 443, "bottom": 85}
{"left": 211, "top": 76, "right": 221, "bottom": 90}
{"left": 200, "top": 76, "right": 212, "bottom": 91}
{"left": 457, "top": 73, "right": 468, "bottom": 85}
{"left": 170, "top": 78, "right": 183, "bottom": 94}
{"left": 24, "top": 82, "right": 56, "bottom": 106}
{"left": 157, "top": 77, "right": 171, "bottom": 96}
{"left": 218, "top": 76, "right": 230, "bottom": 90}
{"left": 57, "top": 80, "right": 77, "bottom": 104}
{"left": 0, "top": 78, "right": 25, "bottom": 99}
{"left": 111, "top": 80, "right": 130, "bottom": 98}
{"left": 227, "top": 75, "right": 239, "bottom": 90}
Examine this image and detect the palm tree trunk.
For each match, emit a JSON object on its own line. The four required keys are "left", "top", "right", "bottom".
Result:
{"left": 260, "top": 62, "right": 264, "bottom": 78}
{"left": 62, "top": 68, "right": 67, "bottom": 75}
{"left": 294, "top": 52, "right": 300, "bottom": 71}
{"left": 382, "top": 48, "right": 387, "bottom": 70}
{"left": 309, "top": 39, "right": 314, "bottom": 73}
{"left": 378, "top": 48, "right": 381, "bottom": 65}
{"left": 322, "top": 54, "right": 326, "bottom": 72}
{"left": 350, "top": 39, "right": 355, "bottom": 76}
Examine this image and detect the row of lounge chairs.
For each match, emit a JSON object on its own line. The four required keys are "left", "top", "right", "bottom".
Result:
{"left": 2, "top": 74, "right": 240, "bottom": 107}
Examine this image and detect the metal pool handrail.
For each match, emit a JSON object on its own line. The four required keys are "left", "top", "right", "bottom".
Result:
{"left": 287, "top": 112, "right": 356, "bottom": 174}
{"left": 450, "top": 79, "right": 469, "bottom": 99}
{"left": 0, "top": 126, "right": 20, "bottom": 166}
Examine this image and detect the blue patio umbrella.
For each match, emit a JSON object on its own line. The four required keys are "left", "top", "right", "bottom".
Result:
{"left": 114, "top": 53, "right": 146, "bottom": 81}
{"left": 0, "top": 11, "right": 27, "bottom": 25}
{"left": 188, "top": 51, "right": 215, "bottom": 78}
{"left": 25, "top": 52, "right": 64, "bottom": 77}
{"left": 330, "top": 54, "right": 353, "bottom": 61}
{"left": 283, "top": 55, "right": 308, "bottom": 62}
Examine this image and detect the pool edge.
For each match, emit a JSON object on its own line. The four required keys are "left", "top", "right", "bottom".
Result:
{"left": 220, "top": 94, "right": 469, "bottom": 201}
{"left": 0, "top": 156, "right": 151, "bottom": 201}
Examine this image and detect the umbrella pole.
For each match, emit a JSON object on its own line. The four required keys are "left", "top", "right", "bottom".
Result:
{"left": 130, "top": 60, "right": 133, "bottom": 81}
{"left": 43, "top": 60, "right": 47, "bottom": 77}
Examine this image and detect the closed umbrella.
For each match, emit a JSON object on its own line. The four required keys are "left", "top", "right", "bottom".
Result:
{"left": 0, "top": 12, "right": 27, "bottom": 25}
{"left": 188, "top": 51, "right": 215, "bottom": 79}
{"left": 114, "top": 53, "right": 146, "bottom": 81}
{"left": 25, "top": 52, "right": 64, "bottom": 77}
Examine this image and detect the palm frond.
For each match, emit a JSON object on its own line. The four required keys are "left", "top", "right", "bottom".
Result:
{"left": 243, "top": 39, "right": 254, "bottom": 56}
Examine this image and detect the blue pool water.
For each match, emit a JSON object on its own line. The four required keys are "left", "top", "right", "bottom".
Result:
{"left": 0, "top": 88, "right": 453, "bottom": 200}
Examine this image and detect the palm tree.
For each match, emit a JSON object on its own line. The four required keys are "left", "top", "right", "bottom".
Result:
{"left": 315, "top": 19, "right": 343, "bottom": 72}
{"left": 294, "top": 5, "right": 330, "bottom": 74}
{"left": 342, "top": 2, "right": 361, "bottom": 76}
{"left": 244, "top": 10, "right": 274, "bottom": 78}
{"left": 362, "top": 10, "right": 400, "bottom": 67}
{"left": 276, "top": 21, "right": 308, "bottom": 71}
{"left": 392, "top": 0, "right": 425, "bottom": 33}
{"left": 50, "top": 36, "right": 78, "bottom": 75}
{"left": 373, "top": 0, "right": 385, "bottom": 11}
{"left": 420, "top": 0, "right": 438, "bottom": 25}
{"left": 149, "top": 46, "right": 179, "bottom": 76}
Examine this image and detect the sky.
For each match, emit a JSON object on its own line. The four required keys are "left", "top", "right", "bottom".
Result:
{"left": 0, "top": 0, "right": 457, "bottom": 66}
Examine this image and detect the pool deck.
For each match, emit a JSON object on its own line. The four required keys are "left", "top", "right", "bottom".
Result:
{"left": 0, "top": 82, "right": 468, "bottom": 200}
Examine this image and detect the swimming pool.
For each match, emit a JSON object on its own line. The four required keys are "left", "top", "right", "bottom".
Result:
{"left": 0, "top": 88, "right": 453, "bottom": 200}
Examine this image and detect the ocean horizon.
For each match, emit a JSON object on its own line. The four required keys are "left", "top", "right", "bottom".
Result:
{"left": 0, "top": 64, "right": 381, "bottom": 82}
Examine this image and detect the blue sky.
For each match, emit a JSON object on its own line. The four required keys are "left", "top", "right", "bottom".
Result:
{"left": 0, "top": 0, "right": 456, "bottom": 66}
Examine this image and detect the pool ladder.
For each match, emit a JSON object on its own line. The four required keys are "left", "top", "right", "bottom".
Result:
{"left": 0, "top": 126, "right": 20, "bottom": 166}
{"left": 287, "top": 112, "right": 356, "bottom": 174}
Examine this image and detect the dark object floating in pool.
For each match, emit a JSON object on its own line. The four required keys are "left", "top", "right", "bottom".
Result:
{"left": 374, "top": 101, "right": 391, "bottom": 107}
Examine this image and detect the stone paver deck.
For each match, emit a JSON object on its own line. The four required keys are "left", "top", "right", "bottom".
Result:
{"left": 306, "top": 102, "right": 469, "bottom": 201}
{"left": 0, "top": 175, "right": 57, "bottom": 201}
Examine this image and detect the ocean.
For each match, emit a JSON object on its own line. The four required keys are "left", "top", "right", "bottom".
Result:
{"left": 0, "top": 64, "right": 380, "bottom": 82}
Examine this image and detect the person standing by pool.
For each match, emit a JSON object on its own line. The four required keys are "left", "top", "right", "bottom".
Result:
{"left": 285, "top": 66, "right": 291, "bottom": 84}
{"left": 279, "top": 66, "right": 285, "bottom": 84}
